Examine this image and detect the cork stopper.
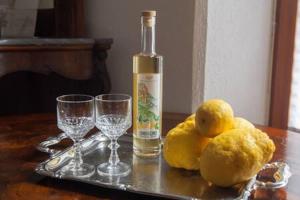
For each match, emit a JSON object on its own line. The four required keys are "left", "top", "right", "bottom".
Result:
{"left": 142, "top": 10, "right": 156, "bottom": 17}
{"left": 142, "top": 10, "right": 156, "bottom": 27}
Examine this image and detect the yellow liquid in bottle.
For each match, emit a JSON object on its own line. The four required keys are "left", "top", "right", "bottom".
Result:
{"left": 133, "top": 54, "right": 163, "bottom": 157}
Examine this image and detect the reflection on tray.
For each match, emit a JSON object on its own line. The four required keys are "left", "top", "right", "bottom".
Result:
{"left": 36, "top": 134, "right": 291, "bottom": 200}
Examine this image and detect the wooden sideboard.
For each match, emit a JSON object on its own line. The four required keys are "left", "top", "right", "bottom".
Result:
{"left": 0, "top": 38, "right": 113, "bottom": 115}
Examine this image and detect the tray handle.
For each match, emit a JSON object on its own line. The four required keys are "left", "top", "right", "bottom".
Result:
{"left": 254, "top": 162, "right": 291, "bottom": 189}
{"left": 239, "top": 162, "right": 291, "bottom": 200}
{"left": 37, "top": 133, "right": 68, "bottom": 157}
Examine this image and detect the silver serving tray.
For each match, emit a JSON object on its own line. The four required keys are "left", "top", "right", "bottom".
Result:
{"left": 36, "top": 133, "right": 291, "bottom": 200}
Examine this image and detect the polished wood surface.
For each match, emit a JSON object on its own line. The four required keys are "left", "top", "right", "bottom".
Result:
{"left": 0, "top": 39, "right": 112, "bottom": 78}
{"left": 269, "top": 0, "right": 298, "bottom": 129}
{"left": 0, "top": 113, "right": 299, "bottom": 200}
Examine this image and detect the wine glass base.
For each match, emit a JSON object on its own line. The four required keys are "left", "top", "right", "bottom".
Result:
{"left": 97, "top": 162, "right": 131, "bottom": 177}
{"left": 60, "top": 163, "right": 95, "bottom": 178}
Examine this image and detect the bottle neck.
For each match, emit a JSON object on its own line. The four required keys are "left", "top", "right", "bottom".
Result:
{"left": 141, "top": 17, "right": 156, "bottom": 55}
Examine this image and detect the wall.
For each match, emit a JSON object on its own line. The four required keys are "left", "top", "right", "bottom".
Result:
{"left": 203, "top": 0, "right": 275, "bottom": 124}
{"left": 85, "top": 0, "right": 195, "bottom": 113}
{"left": 191, "top": 0, "right": 207, "bottom": 112}
{"left": 85, "top": 0, "right": 275, "bottom": 125}
{"left": 39, "top": 0, "right": 54, "bottom": 9}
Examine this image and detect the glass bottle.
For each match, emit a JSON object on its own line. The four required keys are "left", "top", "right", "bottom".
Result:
{"left": 133, "top": 10, "right": 163, "bottom": 157}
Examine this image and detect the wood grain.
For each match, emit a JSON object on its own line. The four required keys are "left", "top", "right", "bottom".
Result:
{"left": 54, "top": 0, "right": 85, "bottom": 37}
{"left": 0, "top": 113, "right": 299, "bottom": 200}
{"left": 35, "top": 0, "right": 85, "bottom": 38}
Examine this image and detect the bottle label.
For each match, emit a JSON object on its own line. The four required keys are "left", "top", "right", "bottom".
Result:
{"left": 136, "top": 73, "right": 161, "bottom": 139}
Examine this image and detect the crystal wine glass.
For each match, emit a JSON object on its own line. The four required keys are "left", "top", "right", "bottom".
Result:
{"left": 57, "top": 94, "right": 95, "bottom": 177}
{"left": 95, "top": 94, "right": 132, "bottom": 176}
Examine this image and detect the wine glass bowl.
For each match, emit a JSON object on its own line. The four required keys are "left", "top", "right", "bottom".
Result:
{"left": 96, "top": 114, "right": 130, "bottom": 138}
{"left": 57, "top": 94, "right": 95, "bottom": 177}
{"left": 58, "top": 116, "right": 94, "bottom": 141}
{"left": 95, "top": 94, "right": 132, "bottom": 176}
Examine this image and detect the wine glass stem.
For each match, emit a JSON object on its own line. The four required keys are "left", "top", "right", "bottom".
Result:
{"left": 109, "top": 138, "right": 120, "bottom": 167}
{"left": 74, "top": 141, "right": 83, "bottom": 170}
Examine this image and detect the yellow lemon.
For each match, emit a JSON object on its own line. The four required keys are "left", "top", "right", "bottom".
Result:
{"left": 195, "top": 99, "right": 234, "bottom": 138}
{"left": 185, "top": 114, "right": 195, "bottom": 122}
{"left": 163, "top": 117, "right": 210, "bottom": 170}
{"left": 199, "top": 128, "right": 275, "bottom": 187}
{"left": 233, "top": 117, "right": 255, "bottom": 130}
{"left": 248, "top": 128, "right": 276, "bottom": 163}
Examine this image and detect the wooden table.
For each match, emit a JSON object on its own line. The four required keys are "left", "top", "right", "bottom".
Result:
{"left": 0, "top": 113, "right": 299, "bottom": 200}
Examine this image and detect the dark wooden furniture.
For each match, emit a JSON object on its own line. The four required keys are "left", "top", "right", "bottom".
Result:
{"left": 53, "top": 0, "right": 85, "bottom": 37}
{"left": 269, "top": 0, "right": 298, "bottom": 129}
{"left": 35, "top": 0, "right": 85, "bottom": 38}
{"left": 0, "top": 38, "right": 112, "bottom": 115}
{"left": 0, "top": 113, "right": 299, "bottom": 200}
